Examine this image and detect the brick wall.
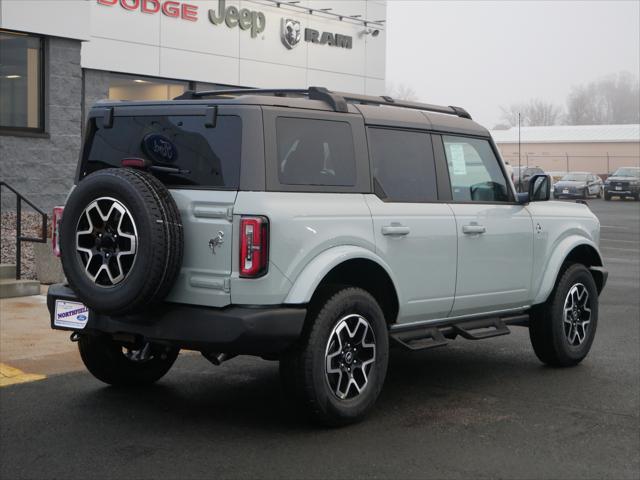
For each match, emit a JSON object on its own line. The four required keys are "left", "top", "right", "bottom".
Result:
{"left": 1, "top": 37, "right": 82, "bottom": 213}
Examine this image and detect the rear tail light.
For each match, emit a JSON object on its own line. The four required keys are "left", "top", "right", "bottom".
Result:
{"left": 239, "top": 216, "right": 269, "bottom": 278}
{"left": 52, "top": 206, "right": 64, "bottom": 257}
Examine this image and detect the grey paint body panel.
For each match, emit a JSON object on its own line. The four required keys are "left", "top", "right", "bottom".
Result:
{"left": 78, "top": 93, "right": 604, "bottom": 327}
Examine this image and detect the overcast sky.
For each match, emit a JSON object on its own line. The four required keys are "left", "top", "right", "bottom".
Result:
{"left": 385, "top": 0, "right": 640, "bottom": 128}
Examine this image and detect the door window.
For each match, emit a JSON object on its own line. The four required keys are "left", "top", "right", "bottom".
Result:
{"left": 276, "top": 117, "right": 356, "bottom": 186}
{"left": 443, "top": 136, "right": 510, "bottom": 202}
{"left": 368, "top": 128, "right": 438, "bottom": 202}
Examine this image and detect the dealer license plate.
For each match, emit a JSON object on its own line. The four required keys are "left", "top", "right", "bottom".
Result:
{"left": 563, "top": 189, "right": 569, "bottom": 194}
{"left": 54, "top": 300, "right": 89, "bottom": 329}
{"left": 615, "top": 186, "right": 622, "bottom": 190}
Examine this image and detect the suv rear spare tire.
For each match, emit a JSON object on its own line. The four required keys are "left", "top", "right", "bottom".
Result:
{"left": 60, "top": 168, "right": 183, "bottom": 315}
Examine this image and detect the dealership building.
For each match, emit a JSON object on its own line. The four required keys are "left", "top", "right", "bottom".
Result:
{"left": 0, "top": 0, "right": 387, "bottom": 210}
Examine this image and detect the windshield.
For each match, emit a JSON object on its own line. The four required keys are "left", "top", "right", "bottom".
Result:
{"left": 612, "top": 168, "right": 640, "bottom": 178}
{"left": 561, "top": 173, "right": 588, "bottom": 182}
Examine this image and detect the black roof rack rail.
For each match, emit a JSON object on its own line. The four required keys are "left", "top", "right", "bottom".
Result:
{"left": 173, "top": 86, "right": 472, "bottom": 120}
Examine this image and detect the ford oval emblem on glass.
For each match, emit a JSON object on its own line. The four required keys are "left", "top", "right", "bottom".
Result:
{"left": 143, "top": 133, "right": 178, "bottom": 164}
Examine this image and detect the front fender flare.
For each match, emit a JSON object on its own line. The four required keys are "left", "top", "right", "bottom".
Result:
{"left": 284, "top": 245, "right": 399, "bottom": 304}
{"left": 533, "top": 236, "right": 603, "bottom": 305}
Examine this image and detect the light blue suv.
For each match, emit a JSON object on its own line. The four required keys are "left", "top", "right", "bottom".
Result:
{"left": 47, "top": 87, "right": 607, "bottom": 425}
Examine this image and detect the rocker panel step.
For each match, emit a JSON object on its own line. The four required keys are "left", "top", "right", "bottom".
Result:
{"left": 391, "top": 327, "right": 448, "bottom": 351}
{"left": 451, "top": 317, "right": 510, "bottom": 340}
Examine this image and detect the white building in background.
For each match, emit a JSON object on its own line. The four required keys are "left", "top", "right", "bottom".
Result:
{"left": 0, "top": 0, "right": 387, "bottom": 209}
{"left": 491, "top": 124, "right": 640, "bottom": 175}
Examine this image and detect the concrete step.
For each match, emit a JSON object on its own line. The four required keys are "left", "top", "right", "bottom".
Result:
{"left": 0, "top": 278, "right": 41, "bottom": 299}
{"left": 0, "top": 264, "right": 17, "bottom": 280}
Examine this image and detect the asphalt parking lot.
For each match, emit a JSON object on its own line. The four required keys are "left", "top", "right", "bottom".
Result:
{"left": 1, "top": 198, "right": 638, "bottom": 480}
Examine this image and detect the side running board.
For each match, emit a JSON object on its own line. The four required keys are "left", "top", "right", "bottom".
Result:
{"left": 452, "top": 318, "right": 510, "bottom": 340}
{"left": 390, "top": 314, "right": 527, "bottom": 351}
{"left": 391, "top": 327, "right": 448, "bottom": 351}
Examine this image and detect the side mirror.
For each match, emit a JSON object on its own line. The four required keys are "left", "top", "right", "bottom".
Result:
{"left": 528, "top": 174, "right": 551, "bottom": 201}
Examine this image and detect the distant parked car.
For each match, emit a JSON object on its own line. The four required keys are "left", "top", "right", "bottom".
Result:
{"left": 513, "top": 166, "right": 545, "bottom": 192}
{"left": 604, "top": 167, "right": 640, "bottom": 201}
{"left": 553, "top": 172, "right": 603, "bottom": 199}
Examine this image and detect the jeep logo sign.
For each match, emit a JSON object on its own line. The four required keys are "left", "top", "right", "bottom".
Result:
{"left": 208, "top": 0, "right": 266, "bottom": 38}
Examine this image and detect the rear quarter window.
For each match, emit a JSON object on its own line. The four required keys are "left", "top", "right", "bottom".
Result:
{"left": 82, "top": 115, "right": 242, "bottom": 189}
{"left": 276, "top": 117, "right": 356, "bottom": 186}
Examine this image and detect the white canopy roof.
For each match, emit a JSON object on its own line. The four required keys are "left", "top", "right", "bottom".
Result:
{"left": 491, "top": 124, "right": 640, "bottom": 144}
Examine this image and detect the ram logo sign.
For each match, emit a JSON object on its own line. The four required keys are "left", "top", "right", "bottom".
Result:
{"left": 280, "top": 18, "right": 353, "bottom": 50}
{"left": 281, "top": 18, "right": 302, "bottom": 49}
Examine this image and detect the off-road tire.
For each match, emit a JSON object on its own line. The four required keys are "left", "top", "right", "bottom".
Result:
{"left": 60, "top": 168, "right": 183, "bottom": 314}
{"left": 529, "top": 263, "right": 598, "bottom": 367}
{"left": 280, "top": 288, "right": 389, "bottom": 426}
{"left": 78, "top": 334, "right": 179, "bottom": 386}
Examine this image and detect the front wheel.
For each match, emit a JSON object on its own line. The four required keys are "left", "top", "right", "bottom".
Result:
{"left": 529, "top": 263, "right": 598, "bottom": 367}
{"left": 604, "top": 192, "right": 611, "bottom": 201}
{"left": 280, "top": 287, "right": 389, "bottom": 426}
{"left": 79, "top": 334, "right": 179, "bottom": 386}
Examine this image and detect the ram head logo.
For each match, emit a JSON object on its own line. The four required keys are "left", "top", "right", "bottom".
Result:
{"left": 281, "top": 18, "right": 301, "bottom": 49}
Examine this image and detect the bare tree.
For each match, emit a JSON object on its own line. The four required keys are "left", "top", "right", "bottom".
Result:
{"left": 386, "top": 83, "right": 418, "bottom": 101}
{"left": 499, "top": 99, "right": 562, "bottom": 127}
{"left": 565, "top": 72, "right": 640, "bottom": 125}
{"left": 499, "top": 104, "right": 524, "bottom": 127}
{"left": 526, "top": 99, "right": 563, "bottom": 126}
{"left": 500, "top": 98, "right": 562, "bottom": 127}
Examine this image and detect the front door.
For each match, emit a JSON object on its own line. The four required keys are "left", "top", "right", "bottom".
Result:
{"left": 365, "top": 128, "right": 457, "bottom": 323}
{"left": 439, "top": 134, "right": 534, "bottom": 316}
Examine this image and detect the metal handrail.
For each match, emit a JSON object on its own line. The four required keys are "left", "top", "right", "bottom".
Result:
{"left": 0, "top": 181, "right": 48, "bottom": 280}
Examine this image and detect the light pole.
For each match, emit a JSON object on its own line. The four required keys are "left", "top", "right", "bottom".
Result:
{"left": 518, "top": 112, "right": 522, "bottom": 192}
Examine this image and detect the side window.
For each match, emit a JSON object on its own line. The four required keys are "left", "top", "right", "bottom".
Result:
{"left": 276, "top": 117, "right": 356, "bottom": 186}
{"left": 368, "top": 128, "right": 438, "bottom": 202}
{"left": 443, "top": 136, "right": 510, "bottom": 202}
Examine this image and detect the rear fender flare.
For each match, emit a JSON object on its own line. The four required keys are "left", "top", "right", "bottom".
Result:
{"left": 284, "top": 245, "right": 400, "bottom": 305}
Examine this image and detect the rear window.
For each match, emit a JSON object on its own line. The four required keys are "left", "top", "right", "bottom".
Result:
{"left": 276, "top": 117, "right": 356, "bottom": 186}
{"left": 82, "top": 115, "right": 242, "bottom": 189}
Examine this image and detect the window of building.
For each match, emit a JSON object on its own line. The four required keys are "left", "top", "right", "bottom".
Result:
{"left": 276, "top": 117, "right": 356, "bottom": 186}
{"left": 443, "top": 135, "right": 510, "bottom": 202}
{"left": 107, "top": 73, "right": 188, "bottom": 101}
{"left": 0, "top": 31, "right": 44, "bottom": 132}
{"left": 368, "top": 128, "right": 438, "bottom": 202}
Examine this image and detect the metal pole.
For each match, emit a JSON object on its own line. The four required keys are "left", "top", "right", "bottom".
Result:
{"left": 565, "top": 153, "right": 569, "bottom": 173}
{"left": 518, "top": 112, "right": 522, "bottom": 192}
{"left": 16, "top": 197, "right": 21, "bottom": 280}
{"left": 606, "top": 152, "right": 610, "bottom": 174}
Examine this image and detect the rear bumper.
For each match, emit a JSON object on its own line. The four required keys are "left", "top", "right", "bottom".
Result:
{"left": 47, "top": 284, "right": 306, "bottom": 355}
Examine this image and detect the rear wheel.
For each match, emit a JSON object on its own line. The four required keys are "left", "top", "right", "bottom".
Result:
{"left": 280, "top": 287, "right": 389, "bottom": 426}
{"left": 529, "top": 263, "right": 598, "bottom": 367}
{"left": 78, "top": 334, "right": 179, "bottom": 386}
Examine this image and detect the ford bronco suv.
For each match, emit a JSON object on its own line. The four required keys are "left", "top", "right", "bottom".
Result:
{"left": 48, "top": 87, "right": 607, "bottom": 425}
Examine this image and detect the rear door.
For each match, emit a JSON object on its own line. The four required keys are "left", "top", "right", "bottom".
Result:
{"left": 365, "top": 127, "right": 457, "bottom": 323}
{"left": 82, "top": 105, "right": 247, "bottom": 307}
